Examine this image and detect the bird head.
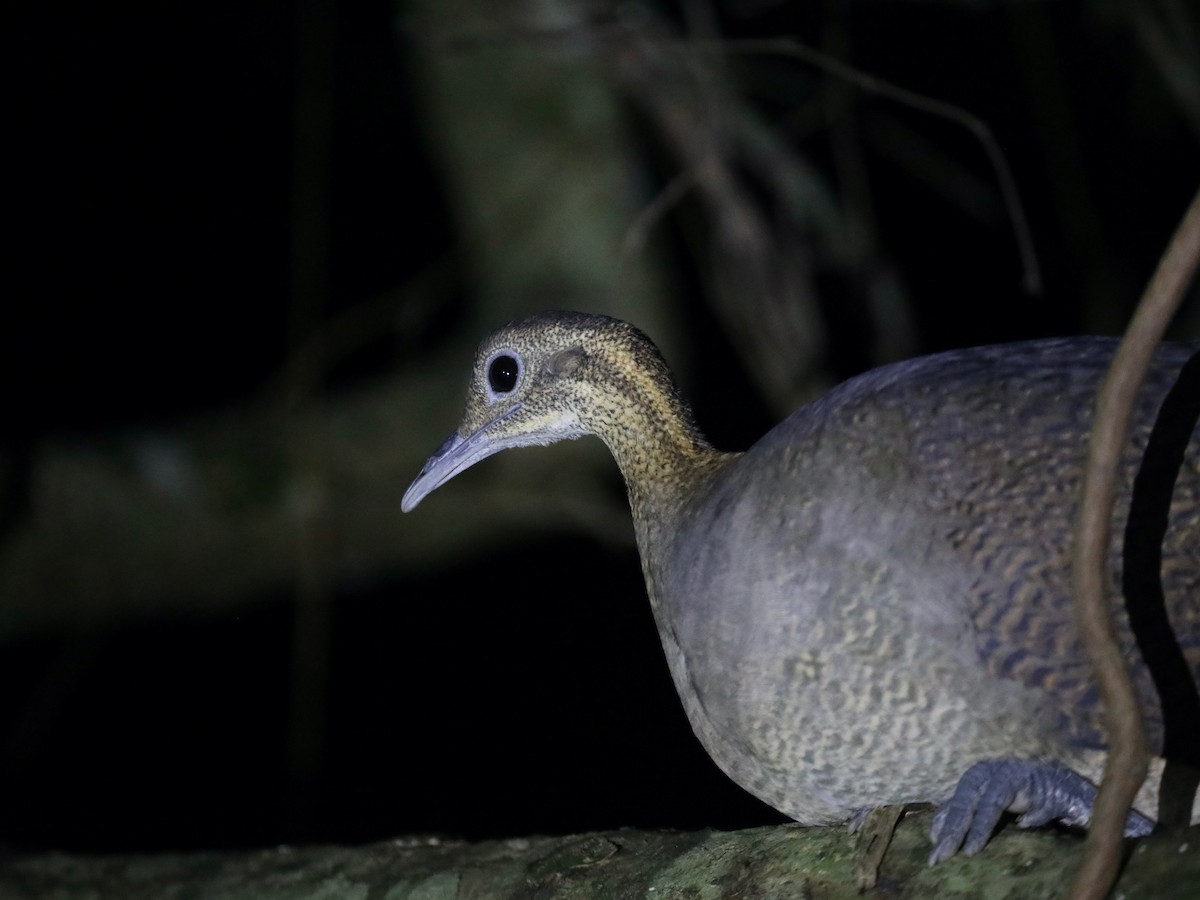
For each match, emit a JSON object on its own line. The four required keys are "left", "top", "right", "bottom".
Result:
{"left": 401, "top": 311, "right": 641, "bottom": 512}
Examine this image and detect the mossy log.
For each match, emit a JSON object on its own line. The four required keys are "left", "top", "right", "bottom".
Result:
{"left": 2, "top": 813, "right": 1198, "bottom": 899}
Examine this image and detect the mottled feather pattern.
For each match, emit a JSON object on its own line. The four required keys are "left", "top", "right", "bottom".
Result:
{"left": 867, "top": 339, "right": 1199, "bottom": 753}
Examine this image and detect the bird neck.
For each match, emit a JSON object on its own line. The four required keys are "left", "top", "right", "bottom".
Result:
{"left": 604, "top": 418, "right": 736, "bottom": 525}
{"left": 575, "top": 342, "right": 738, "bottom": 524}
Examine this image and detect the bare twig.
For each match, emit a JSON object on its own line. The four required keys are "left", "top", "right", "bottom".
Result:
{"left": 611, "top": 25, "right": 830, "bottom": 414}
{"left": 620, "top": 169, "right": 698, "bottom": 260}
{"left": 688, "top": 36, "right": 1043, "bottom": 295}
{"left": 1127, "top": 1, "right": 1200, "bottom": 144}
{"left": 1069, "top": 186, "right": 1200, "bottom": 900}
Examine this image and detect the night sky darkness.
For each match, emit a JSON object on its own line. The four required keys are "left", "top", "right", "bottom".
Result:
{"left": 5, "top": 1, "right": 1198, "bottom": 854}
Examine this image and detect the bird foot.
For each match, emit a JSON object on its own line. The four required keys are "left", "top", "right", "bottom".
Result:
{"left": 927, "top": 759, "right": 1154, "bottom": 865}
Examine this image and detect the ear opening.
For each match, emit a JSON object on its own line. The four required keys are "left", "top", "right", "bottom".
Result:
{"left": 549, "top": 346, "right": 586, "bottom": 376}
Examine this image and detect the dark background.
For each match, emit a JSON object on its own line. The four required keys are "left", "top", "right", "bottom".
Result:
{"left": 5, "top": 0, "right": 1198, "bottom": 853}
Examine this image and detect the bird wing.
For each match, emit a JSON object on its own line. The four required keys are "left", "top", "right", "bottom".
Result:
{"left": 892, "top": 339, "right": 1200, "bottom": 756}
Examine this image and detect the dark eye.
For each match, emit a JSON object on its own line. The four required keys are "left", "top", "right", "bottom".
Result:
{"left": 488, "top": 354, "right": 520, "bottom": 393}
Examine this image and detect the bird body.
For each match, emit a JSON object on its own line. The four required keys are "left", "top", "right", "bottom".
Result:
{"left": 403, "top": 311, "right": 1200, "bottom": 858}
{"left": 652, "top": 338, "right": 1198, "bottom": 825}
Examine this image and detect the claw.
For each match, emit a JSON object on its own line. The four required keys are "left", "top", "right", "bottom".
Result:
{"left": 928, "top": 759, "right": 1020, "bottom": 864}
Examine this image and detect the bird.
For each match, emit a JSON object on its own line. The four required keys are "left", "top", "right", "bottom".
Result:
{"left": 402, "top": 310, "right": 1200, "bottom": 863}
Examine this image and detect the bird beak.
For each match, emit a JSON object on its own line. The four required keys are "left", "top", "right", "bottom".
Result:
{"left": 401, "top": 404, "right": 523, "bottom": 512}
